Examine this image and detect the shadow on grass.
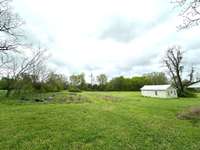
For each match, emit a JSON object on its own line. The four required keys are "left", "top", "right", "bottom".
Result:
{"left": 190, "top": 119, "right": 200, "bottom": 127}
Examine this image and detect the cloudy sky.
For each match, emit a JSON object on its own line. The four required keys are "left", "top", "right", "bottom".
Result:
{"left": 12, "top": 0, "right": 200, "bottom": 79}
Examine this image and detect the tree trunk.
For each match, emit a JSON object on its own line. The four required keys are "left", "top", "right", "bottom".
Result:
{"left": 176, "top": 69, "right": 184, "bottom": 96}
{"left": 6, "top": 89, "right": 11, "bottom": 97}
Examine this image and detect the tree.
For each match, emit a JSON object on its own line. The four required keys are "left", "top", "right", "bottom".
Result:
{"left": 96, "top": 74, "right": 108, "bottom": 91}
{"left": 97, "top": 74, "right": 107, "bottom": 86}
{"left": 107, "top": 76, "right": 129, "bottom": 91}
{"left": 163, "top": 46, "right": 200, "bottom": 96}
{"left": 174, "top": 0, "right": 200, "bottom": 29}
{"left": 69, "top": 75, "right": 80, "bottom": 87}
{"left": 43, "top": 72, "right": 67, "bottom": 92}
{"left": 15, "top": 73, "right": 36, "bottom": 95}
{"left": 105, "top": 76, "right": 152, "bottom": 91}
{"left": 69, "top": 73, "right": 86, "bottom": 90}
{"left": 144, "top": 72, "right": 168, "bottom": 85}
{"left": 0, "top": 0, "right": 24, "bottom": 67}
{"left": 130, "top": 76, "right": 151, "bottom": 91}
{"left": 79, "top": 73, "right": 86, "bottom": 89}
{"left": 1, "top": 48, "right": 47, "bottom": 96}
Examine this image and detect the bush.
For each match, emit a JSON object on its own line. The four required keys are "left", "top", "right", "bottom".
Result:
{"left": 68, "top": 86, "right": 82, "bottom": 92}
{"left": 178, "top": 89, "right": 197, "bottom": 97}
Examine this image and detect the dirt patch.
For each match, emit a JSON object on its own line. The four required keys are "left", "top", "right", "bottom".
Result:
{"left": 177, "top": 106, "right": 200, "bottom": 126}
{"left": 177, "top": 107, "right": 200, "bottom": 120}
{"left": 19, "top": 93, "right": 91, "bottom": 104}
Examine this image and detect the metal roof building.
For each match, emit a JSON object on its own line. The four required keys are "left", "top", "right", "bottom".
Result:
{"left": 141, "top": 85, "right": 178, "bottom": 98}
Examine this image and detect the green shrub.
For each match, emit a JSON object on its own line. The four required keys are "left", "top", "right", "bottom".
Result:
{"left": 68, "top": 86, "right": 82, "bottom": 92}
{"left": 178, "top": 89, "right": 197, "bottom": 97}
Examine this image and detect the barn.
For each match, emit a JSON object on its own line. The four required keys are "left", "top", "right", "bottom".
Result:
{"left": 141, "top": 85, "right": 177, "bottom": 98}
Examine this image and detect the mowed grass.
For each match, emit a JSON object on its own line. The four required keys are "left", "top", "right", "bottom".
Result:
{"left": 1, "top": 92, "right": 200, "bottom": 150}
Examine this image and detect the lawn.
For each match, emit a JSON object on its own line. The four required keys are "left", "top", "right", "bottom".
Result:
{"left": 0, "top": 92, "right": 200, "bottom": 150}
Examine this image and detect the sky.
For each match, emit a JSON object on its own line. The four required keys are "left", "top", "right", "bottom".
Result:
{"left": 12, "top": 0, "right": 200, "bottom": 79}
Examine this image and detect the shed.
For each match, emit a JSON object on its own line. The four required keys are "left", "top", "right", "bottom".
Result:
{"left": 141, "top": 85, "right": 177, "bottom": 98}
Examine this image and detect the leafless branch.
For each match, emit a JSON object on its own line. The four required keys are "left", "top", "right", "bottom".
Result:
{"left": 0, "top": 0, "right": 24, "bottom": 67}
{"left": 174, "top": 0, "right": 200, "bottom": 29}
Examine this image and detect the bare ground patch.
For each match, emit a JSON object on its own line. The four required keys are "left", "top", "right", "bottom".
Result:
{"left": 19, "top": 92, "right": 91, "bottom": 104}
{"left": 177, "top": 106, "right": 200, "bottom": 126}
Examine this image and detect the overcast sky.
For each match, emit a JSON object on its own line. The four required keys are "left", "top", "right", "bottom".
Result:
{"left": 12, "top": 0, "right": 200, "bottom": 79}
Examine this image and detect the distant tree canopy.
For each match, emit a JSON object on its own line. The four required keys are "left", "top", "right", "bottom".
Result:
{"left": 96, "top": 74, "right": 108, "bottom": 90}
{"left": 0, "top": 71, "right": 170, "bottom": 96}
{"left": 97, "top": 74, "right": 107, "bottom": 86}
{"left": 63, "top": 72, "right": 168, "bottom": 92}
{"left": 106, "top": 73, "right": 168, "bottom": 91}
{"left": 144, "top": 72, "right": 168, "bottom": 85}
{"left": 69, "top": 73, "right": 86, "bottom": 90}
{"left": 0, "top": 70, "right": 68, "bottom": 96}
{"left": 42, "top": 72, "right": 67, "bottom": 92}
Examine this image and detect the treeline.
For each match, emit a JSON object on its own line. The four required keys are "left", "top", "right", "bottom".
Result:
{"left": 0, "top": 72, "right": 67, "bottom": 96}
{"left": 68, "top": 72, "right": 168, "bottom": 91}
{"left": 0, "top": 72, "right": 168, "bottom": 96}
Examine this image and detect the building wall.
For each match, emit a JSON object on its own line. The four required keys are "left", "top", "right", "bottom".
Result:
{"left": 167, "top": 88, "right": 178, "bottom": 98}
{"left": 141, "top": 88, "right": 177, "bottom": 98}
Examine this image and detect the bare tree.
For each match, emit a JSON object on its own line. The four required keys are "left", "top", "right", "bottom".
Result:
{"left": 97, "top": 74, "right": 108, "bottom": 86}
{"left": 163, "top": 45, "right": 200, "bottom": 96}
{"left": 69, "top": 73, "right": 86, "bottom": 89}
{"left": 0, "top": 0, "right": 24, "bottom": 66}
{"left": 174, "top": 0, "right": 200, "bottom": 29}
{"left": 1, "top": 48, "right": 47, "bottom": 96}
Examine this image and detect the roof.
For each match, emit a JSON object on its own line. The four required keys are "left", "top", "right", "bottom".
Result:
{"left": 141, "top": 85, "right": 172, "bottom": 91}
{"left": 188, "top": 82, "right": 200, "bottom": 88}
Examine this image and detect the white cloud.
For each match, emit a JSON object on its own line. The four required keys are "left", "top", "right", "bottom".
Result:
{"left": 12, "top": 0, "right": 200, "bottom": 78}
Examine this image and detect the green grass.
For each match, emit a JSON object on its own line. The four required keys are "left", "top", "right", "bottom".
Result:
{"left": 1, "top": 92, "right": 200, "bottom": 150}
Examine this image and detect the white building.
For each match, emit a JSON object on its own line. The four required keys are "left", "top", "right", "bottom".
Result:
{"left": 141, "top": 85, "right": 178, "bottom": 98}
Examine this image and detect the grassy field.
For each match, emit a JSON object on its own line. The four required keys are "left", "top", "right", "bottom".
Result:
{"left": 0, "top": 91, "right": 200, "bottom": 150}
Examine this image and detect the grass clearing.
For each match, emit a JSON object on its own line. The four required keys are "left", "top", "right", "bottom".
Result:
{"left": 0, "top": 92, "right": 200, "bottom": 149}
